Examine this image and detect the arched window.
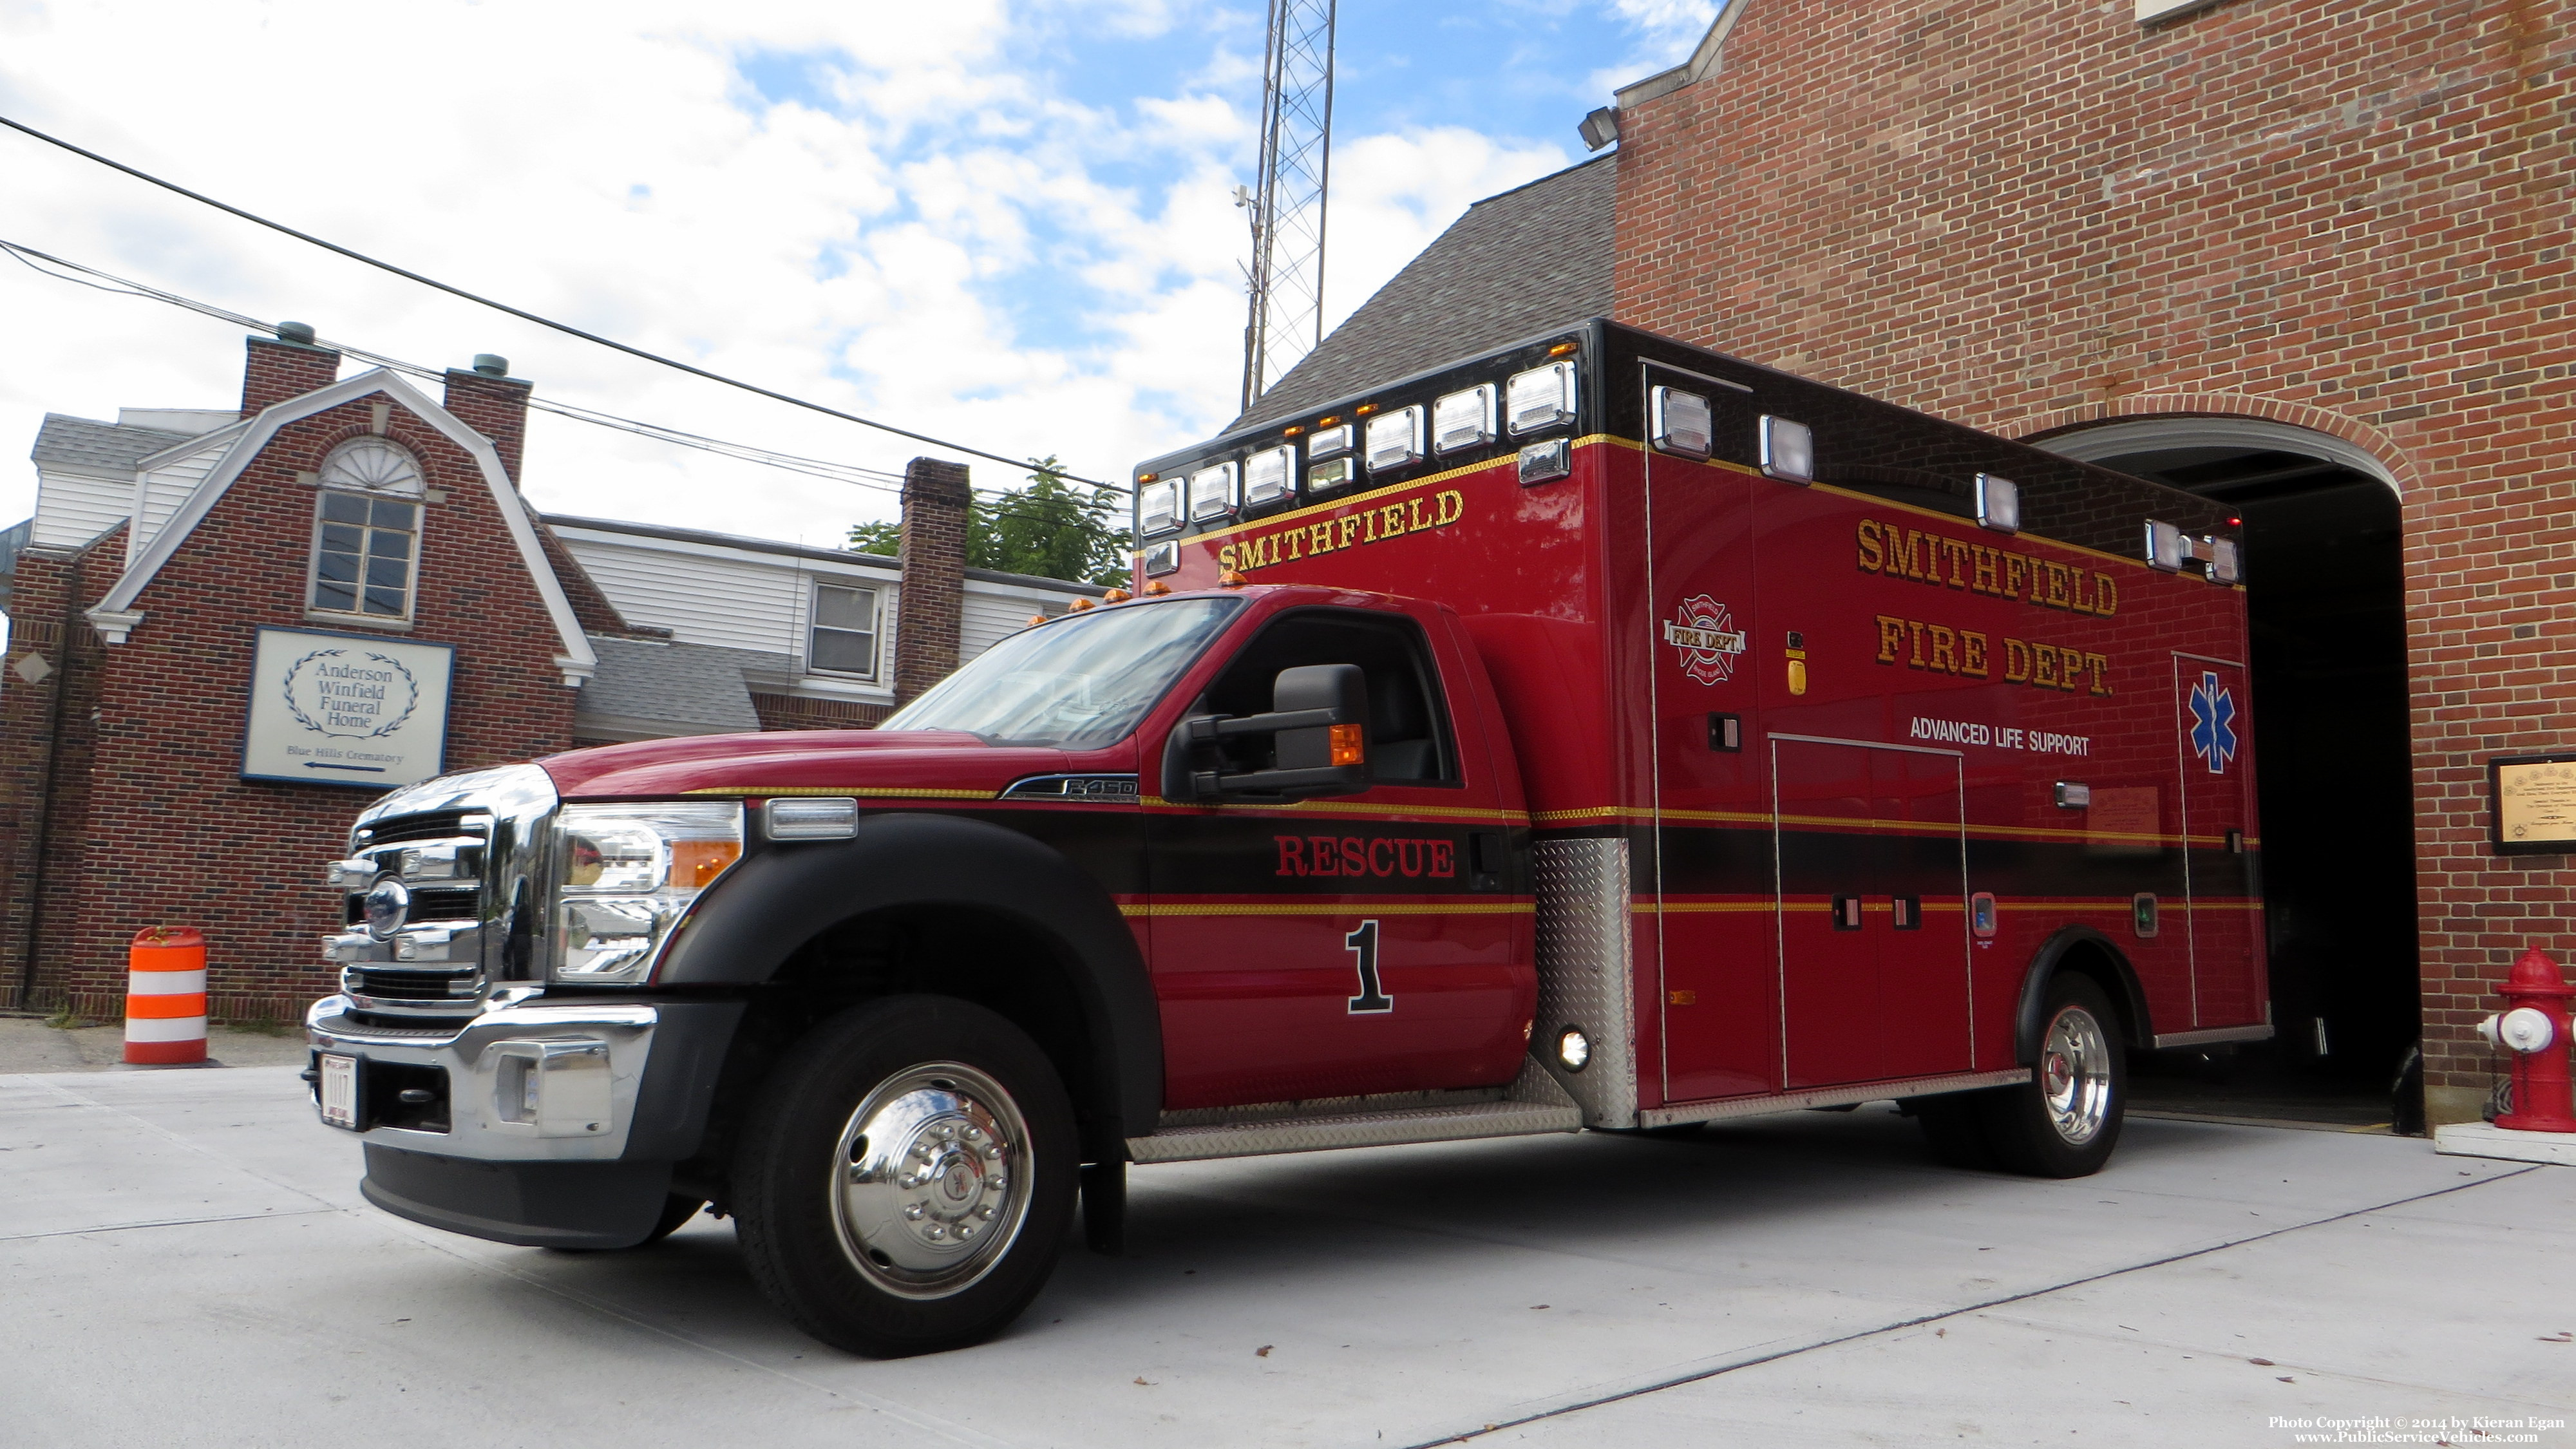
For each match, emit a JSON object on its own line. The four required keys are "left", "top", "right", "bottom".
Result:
{"left": 308, "top": 438, "right": 426, "bottom": 620}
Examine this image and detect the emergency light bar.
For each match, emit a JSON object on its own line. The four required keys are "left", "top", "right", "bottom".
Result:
{"left": 1651, "top": 386, "right": 1711, "bottom": 459}
{"left": 1242, "top": 446, "right": 1294, "bottom": 508}
{"left": 1759, "top": 415, "right": 1814, "bottom": 482}
{"left": 1138, "top": 479, "right": 1180, "bottom": 536}
{"left": 1189, "top": 461, "right": 1239, "bottom": 522}
{"left": 1434, "top": 385, "right": 1497, "bottom": 454}
{"left": 1508, "top": 361, "right": 1577, "bottom": 434}
{"left": 1975, "top": 473, "right": 2020, "bottom": 533}
{"left": 1365, "top": 406, "right": 1425, "bottom": 472}
{"left": 2143, "top": 521, "right": 2244, "bottom": 583}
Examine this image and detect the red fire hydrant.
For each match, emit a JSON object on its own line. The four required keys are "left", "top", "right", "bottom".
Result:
{"left": 2479, "top": 945, "right": 2576, "bottom": 1134}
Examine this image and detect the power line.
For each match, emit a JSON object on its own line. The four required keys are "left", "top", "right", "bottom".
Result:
{"left": 0, "top": 236, "right": 1126, "bottom": 540}
{"left": 0, "top": 111, "right": 1130, "bottom": 494}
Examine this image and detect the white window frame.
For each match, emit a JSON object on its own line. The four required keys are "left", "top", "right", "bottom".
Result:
{"left": 808, "top": 581, "right": 882, "bottom": 679}
{"left": 306, "top": 487, "right": 423, "bottom": 624}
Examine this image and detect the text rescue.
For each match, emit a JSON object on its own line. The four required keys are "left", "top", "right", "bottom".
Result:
{"left": 1857, "top": 517, "right": 2117, "bottom": 696}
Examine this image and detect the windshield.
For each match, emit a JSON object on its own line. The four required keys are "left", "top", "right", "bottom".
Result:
{"left": 879, "top": 596, "right": 1244, "bottom": 748}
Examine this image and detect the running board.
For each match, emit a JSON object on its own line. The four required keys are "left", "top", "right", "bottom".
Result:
{"left": 1635, "top": 1068, "right": 2031, "bottom": 1130}
{"left": 1129, "top": 1059, "right": 1582, "bottom": 1164}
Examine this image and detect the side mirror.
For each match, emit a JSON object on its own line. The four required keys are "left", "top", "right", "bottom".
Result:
{"left": 1160, "top": 664, "right": 1370, "bottom": 802}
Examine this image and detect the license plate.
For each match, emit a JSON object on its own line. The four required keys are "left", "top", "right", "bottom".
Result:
{"left": 318, "top": 1053, "right": 360, "bottom": 1130}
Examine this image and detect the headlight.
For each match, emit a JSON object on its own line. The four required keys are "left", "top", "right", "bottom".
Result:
{"left": 551, "top": 801, "right": 743, "bottom": 985}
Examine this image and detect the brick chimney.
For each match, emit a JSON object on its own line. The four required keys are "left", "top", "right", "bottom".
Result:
{"left": 893, "top": 457, "right": 971, "bottom": 704}
{"left": 240, "top": 323, "right": 341, "bottom": 416}
{"left": 440, "top": 354, "right": 533, "bottom": 485}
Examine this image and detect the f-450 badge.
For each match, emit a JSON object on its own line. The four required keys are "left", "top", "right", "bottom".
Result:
{"left": 1663, "top": 595, "right": 1747, "bottom": 685}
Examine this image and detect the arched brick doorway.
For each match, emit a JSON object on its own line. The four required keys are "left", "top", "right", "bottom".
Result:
{"left": 2034, "top": 416, "right": 2420, "bottom": 1125}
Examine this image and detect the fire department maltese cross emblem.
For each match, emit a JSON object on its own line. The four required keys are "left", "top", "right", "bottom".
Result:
{"left": 2188, "top": 670, "right": 2239, "bottom": 774}
{"left": 1662, "top": 595, "right": 1748, "bottom": 686}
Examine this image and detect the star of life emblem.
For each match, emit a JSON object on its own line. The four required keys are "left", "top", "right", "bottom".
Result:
{"left": 1662, "top": 595, "right": 1747, "bottom": 686}
{"left": 2188, "top": 670, "right": 2239, "bottom": 774}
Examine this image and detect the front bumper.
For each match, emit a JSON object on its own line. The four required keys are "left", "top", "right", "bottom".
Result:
{"left": 306, "top": 994, "right": 744, "bottom": 1249}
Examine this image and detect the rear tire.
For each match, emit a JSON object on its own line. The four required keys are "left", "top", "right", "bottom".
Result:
{"left": 1910, "top": 1093, "right": 1999, "bottom": 1170}
{"left": 732, "top": 995, "right": 1077, "bottom": 1357}
{"left": 1975, "top": 974, "right": 2126, "bottom": 1178}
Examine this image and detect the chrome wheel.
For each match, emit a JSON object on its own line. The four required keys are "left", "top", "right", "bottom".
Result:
{"left": 829, "top": 1062, "right": 1032, "bottom": 1300}
{"left": 2039, "top": 1005, "right": 2114, "bottom": 1146}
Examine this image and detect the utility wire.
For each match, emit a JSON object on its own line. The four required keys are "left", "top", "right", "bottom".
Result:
{"left": 0, "top": 111, "right": 1130, "bottom": 493}
{"left": 0, "top": 236, "right": 1128, "bottom": 541}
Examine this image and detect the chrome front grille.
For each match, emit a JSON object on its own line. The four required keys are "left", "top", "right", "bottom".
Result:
{"left": 323, "top": 762, "right": 561, "bottom": 1023}
{"left": 332, "top": 813, "right": 495, "bottom": 1019}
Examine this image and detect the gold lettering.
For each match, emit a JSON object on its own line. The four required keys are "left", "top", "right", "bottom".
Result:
{"left": 1383, "top": 504, "right": 1406, "bottom": 539}
{"left": 1857, "top": 520, "right": 1884, "bottom": 573}
{"left": 1942, "top": 538, "right": 1971, "bottom": 588}
{"left": 1408, "top": 497, "right": 1429, "bottom": 531}
{"left": 1339, "top": 516, "right": 1363, "bottom": 549}
{"left": 1929, "top": 623, "right": 1959, "bottom": 673}
{"left": 2003, "top": 554, "right": 2031, "bottom": 601}
{"left": 1972, "top": 545, "right": 1999, "bottom": 596}
{"left": 1875, "top": 614, "right": 1906, "bottom": 664}
{"left": 1905, "top": 618, "right": 1927, "bottom": 668}
{"left": 2094, "top": 573, "right": 2118, "bottom": 616}
{"left": 2032, "top": 643, "right": 2060, "bottom": 688}
{"left": 1961, "top": 630, "right": 1989, "bottom": 677}
{"left": 1217, "top": 543, "right": 1238, "bottom": 569}
{"left": 2083, "top": 650, "right": 2112, "bottom": 696}
{"left": 1435, "top": 489, "right": 1463, "bottom": 525}
{"left": 2004, "top": 637, "right": 2032, "bottom": 683}
{"left": 1889, "top": 529, "right": 1926, "bottom": 582}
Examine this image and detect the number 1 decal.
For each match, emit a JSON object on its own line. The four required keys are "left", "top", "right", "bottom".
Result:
{"left": 1345, "top": 920, "right": 1392, "bottom": 1014}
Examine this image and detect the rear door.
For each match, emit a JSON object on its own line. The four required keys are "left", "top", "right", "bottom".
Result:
{"left": 2174, "top": 654, "right": 2262, "bottom": 1027}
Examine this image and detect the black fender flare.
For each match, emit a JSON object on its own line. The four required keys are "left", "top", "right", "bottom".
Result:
{"left": 2012, "top": 924, "right": 2154, "bottom": 1064}
{"left": 654, "top": 811, "right": 1161, "bottom": 1137}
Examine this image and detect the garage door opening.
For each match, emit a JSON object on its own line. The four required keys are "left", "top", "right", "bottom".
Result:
{"left": 2040, "top": 419, "right": 2420, "bottom": 1130}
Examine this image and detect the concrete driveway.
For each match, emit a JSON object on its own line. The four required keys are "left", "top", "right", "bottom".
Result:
{"left": 3, "top": 1064, "right": 2568, "bottom": 1448}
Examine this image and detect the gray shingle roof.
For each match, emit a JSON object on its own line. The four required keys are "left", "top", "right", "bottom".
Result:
{"left": 1234, "top": 155, "right": 1616, "bottom": 430}
{"left": 578, "top": 636, "right": 788, "bottom": 733}
{"left": 30, "top": 414, "right": 196, "bottom": 475}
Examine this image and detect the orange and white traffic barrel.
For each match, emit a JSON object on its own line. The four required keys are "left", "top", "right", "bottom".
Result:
{"left": 124, "top": 925, "right": 208, "bottom": 1066}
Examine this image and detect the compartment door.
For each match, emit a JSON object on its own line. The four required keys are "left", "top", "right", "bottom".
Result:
{"left": 2174, "top": 654, "right": 2262, "bottom": 1028}
{"left": 1774, "top": 736, "right": 1973, "bottom": 1089}
{"left": 1639, "top": 361, "right": 1775, "bottom": 1103}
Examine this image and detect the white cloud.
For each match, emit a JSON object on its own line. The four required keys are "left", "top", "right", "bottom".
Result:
{"left": 0, "top": 0, "right": 1578, "bottom": 580}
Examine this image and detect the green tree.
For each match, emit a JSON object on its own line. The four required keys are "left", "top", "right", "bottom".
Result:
{"left": 847, "top": 456, "right": 1132, "bottom": 587}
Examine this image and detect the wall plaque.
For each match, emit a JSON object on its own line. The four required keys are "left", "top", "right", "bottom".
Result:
{"left": 2492, "top": 752, "right": 2576, "bottom": 856}
{"left": 242, "top": 627, "right": 455, "bottom": 790}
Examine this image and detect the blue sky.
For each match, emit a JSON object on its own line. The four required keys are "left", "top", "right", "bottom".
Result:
{"left": 0, "top": 0, "right": 1718, "bottom": 547}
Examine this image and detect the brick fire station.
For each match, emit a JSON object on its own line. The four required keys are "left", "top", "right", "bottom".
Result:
{"left": 1242, "top": 0, "right": 2570, "bottom": 1125}
{"left": 0, "top": 334, "right": 1098, "bottom": 1024}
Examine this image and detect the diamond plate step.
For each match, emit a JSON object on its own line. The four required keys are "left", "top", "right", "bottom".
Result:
{"left": 1128, "top": 1095, "right": 1582, "bottom": 1164}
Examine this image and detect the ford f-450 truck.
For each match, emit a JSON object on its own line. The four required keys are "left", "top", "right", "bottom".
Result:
{"left": 307, "top": 319, "right": 2265, "bottom": 1356}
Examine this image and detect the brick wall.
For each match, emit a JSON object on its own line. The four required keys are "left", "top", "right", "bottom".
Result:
{"left": 1611, "top": 0, "right": 2575, "bottom": 1120}
{"left": 10, "top": 355, "right": 582, "bottom": 1021}
{"left": 893, "top": 457, "right": 971, "bottom": 703}
{"left": 0, "top": 539, "right": 115, "bottom": 1012}
{"left": 748, "top": 692, "right": 893, "bottom": 731}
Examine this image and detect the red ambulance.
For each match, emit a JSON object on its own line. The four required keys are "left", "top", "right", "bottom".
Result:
{"left": 306, "top": 318, "right": 2266, "bottom": 1357}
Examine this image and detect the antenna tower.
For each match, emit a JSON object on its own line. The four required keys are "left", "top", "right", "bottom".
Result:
{"left": 1239, "top": 0, "right": 1337, "bottom": 412}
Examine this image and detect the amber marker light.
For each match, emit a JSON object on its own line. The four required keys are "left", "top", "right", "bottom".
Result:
{"left": 669, "top": 838, "right": 744, "bottom": 890}
{"left": 1329, "top": 723, "right": 1365, "bottom": 766}
{"left": 1218, "top": 569, "right": 1250, "bottom": 589}
{"left": 1548, "top": 341, "right": 1579, "bottom": 357}
{"left": 1137, "top": 472, "right": 1158, "bottom": 483}
{"left": 1142, "top": 580, "right": 1172, "bottom": 596}
{"left": 1354, "top": 402, "right": 1379, "bottom": 415}
{"left": 1101, "top": 587, "right": 1132, "bottom": 603}
{"left": 1068, "top": 597, "right": 1098, "bottom": 612}
{"left": 1026, "top": 614, "right": 1048, "bottom": 627}
{"left": 1316, "top": 415, "right": 1340, "bottom": 426}
{"left": 1282, "top": 424, "right": 1303, "bottom": 435}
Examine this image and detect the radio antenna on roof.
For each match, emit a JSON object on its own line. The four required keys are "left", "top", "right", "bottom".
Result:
{"left": 1238, "top": 0, "right": 1337, "bottom": 414}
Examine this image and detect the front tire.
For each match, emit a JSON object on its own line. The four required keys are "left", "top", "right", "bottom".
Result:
{"left": 732, "top": 995, "right": 1077, "bottom": 1357}
{"left": 1975, "top": 974, "right": 2126, "bottom": 1178}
